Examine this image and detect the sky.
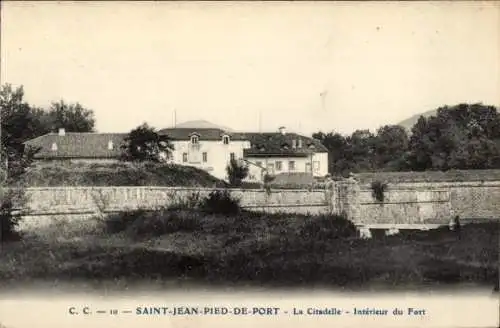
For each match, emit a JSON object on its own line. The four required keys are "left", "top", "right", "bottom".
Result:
{"left": 1, "top": 1, "right": 499, "bottom": 136}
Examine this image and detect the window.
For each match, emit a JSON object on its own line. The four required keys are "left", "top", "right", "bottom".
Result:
{"left": 292, "top": 139, "right": 297, "bottom": 148}
{"left": 230, "top": 152, "right": 235, "bottom": 161}
{"left": 108, "top": 140, "right": 114, "bottom": 150}
{"left": 288, "top": 161, "right": 296, "bottom": 171}
{"left": 313, "top": 161, "right": 320, "bottom": 171}
{"left": 182, "top": 153, "right": 188, "bottom": 163}
{"left": 51, "top": 143, "right": 58, "bottom": 151}
{"left": 275, "top": 161, "right": 282, "bottom": 171}
{"left": 222, "top": 135, "right": 230, "bottom": 145}
{"left": 202, "top": 152, "right": 208, "bottom": 163}
{"left": 190, "top": 135, "right": 199, "bottom": 144}
{"left": 267, "top": 163, "right": 275, "bottom": 175}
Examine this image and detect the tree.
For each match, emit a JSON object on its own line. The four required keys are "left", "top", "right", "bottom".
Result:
{"left": 1, "top": 84, "right": 46, "bottom": 184}
{"left": 0, "top": 84, "right": 38, "bottom": 242}
{"left": 46, "top": 99, "right": 95, "bottom": 132}
{"left": 347, "top": 129, "right": 377, "bottom": 172}
{"left": 226, "top": 158, "right": 249, "bottom": 187}
{"left": 313, "top": 131, "right": 351, "bottom": 175}
{"left": 407, "top": 103, "right": 500, "bottom": 170}
{"left": 120, "top": 123, "right": 174, "bottom": 162}
{"left": 0, "top": 84, "right": 45, "bottom": 158}
{"left": 1, "top": 84, "right": 96, "bottom": 159}
{"left": 374, "top": 125, "right": 409, "bottom": 170}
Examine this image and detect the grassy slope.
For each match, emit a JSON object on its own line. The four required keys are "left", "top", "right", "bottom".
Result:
{"left": 17, "top": 162, "right": 326, "bottom": 189}
{"left": 0, "top": 211, "right": 497, "bottom": 290}
{"left": 15, "top": 162, "right": 225, "bottom": 187}
{"left": 18, "top": 162, "right": 500, "bottom": 188}
{"left": 355, "top": 169, "right": 500, "bottom": 184}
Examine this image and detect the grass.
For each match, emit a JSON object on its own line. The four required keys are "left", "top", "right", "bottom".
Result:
{"left": 355, "top": 169, "right": 500, "bottom": 184}
{"left": 13, "top": 162, "right": 226, "bottom": 187}
{"left": 0, "top": 209, "right": 498, "bottom": 291}
{"left": 15, "top": 162, "right": 327, "bottom": 190}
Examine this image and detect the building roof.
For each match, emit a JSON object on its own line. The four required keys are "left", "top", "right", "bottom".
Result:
{"left": 158, "top": 127, "right": 248, "bottom": 141}
{"left": 23, "top": 127, "right": 328, "bottom": 159}
{"left": 158, "top": 126, "right": 328, "bottom": 156}
{"left": 242, "top": 132, "right": 328, "bottom": 157}
{"left": 24, "top": 132, "right": 127, "bottom": 159}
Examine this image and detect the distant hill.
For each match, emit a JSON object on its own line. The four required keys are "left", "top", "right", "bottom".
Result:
{"left": 170, "top": 120, "right": 234, "bottom": 132}
{"left": 397, "top": 109, "right": 438, "bottom": 131}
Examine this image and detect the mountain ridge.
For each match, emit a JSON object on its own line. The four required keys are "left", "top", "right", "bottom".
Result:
{"left": 168, "top": 120, "right": 235, "bottom": 132}
{"left": 397, "top": 109, "right": 438, "bottom": 130}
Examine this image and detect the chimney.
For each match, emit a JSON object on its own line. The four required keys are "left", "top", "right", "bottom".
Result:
{"left": 279, "top": 126, "right": 286, "bottom": 135}
{"left": 58, "top": 128, "right": 66, "bottom": 136}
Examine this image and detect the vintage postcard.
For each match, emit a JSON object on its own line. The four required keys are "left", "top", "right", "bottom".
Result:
{"left": 0, "top": 1, "right": 499, "bottom": 327}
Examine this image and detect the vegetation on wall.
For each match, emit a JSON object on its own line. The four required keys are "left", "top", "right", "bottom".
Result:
{"left": 263, "top": 173, "right": 275, "bottom": 195}
{"left": 370, "top": 180, "right": 388, "bottom": 203}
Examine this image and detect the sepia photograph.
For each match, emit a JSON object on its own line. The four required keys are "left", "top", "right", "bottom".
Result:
{"left": 0, "top": 1, "right": 499, "bottom": 327}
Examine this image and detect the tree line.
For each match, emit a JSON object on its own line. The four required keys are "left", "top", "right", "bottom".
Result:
{"left": 1, "top": 84, "right": 96, "bottom": 154}
{"left": 2, "top": 83, "right": 500, "bottom": 179}
{"left": 313, "top": 103, "right": 500, "bottom": 175}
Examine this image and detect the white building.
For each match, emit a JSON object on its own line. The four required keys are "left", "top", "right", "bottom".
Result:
{"left": 157, "top": 122, "right": 251, "bottom": 180}
{"left": 158, "top": 122, "right": 329, "bottom": 181}
{"left": 240, "top": 128, "right": 329, "bottom": 182}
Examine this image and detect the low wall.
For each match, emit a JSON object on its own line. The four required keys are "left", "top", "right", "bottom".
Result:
{"left": 17, "top": 187, "right": 329, "bottom": 230}
{"left": 13, "top": 179, "right": 500, "bottom": 232}
{"left": 338, "top": 180, "right": 500, "bottom": 228}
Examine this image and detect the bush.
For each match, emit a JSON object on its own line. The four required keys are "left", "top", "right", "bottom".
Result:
{"left": 103, "top": 208, "right": 202, "bottom": 238}
{"left": 226, "top": 159, "right": 249, "bottom": 187}
{"left": 103, "top": 209, "right": 149, "bottom": 234}
{"left": 0, "top": 187, "right": 26, "bottom": 242}
{"left": 370, "top": 180, "right": 388, "bottom": 202}
{"left": 166, "top": 191, "right": 202, "bottom": 211}
{"left": 128, "top": 210, "right": 201, "bottom": 237}
{"left": 298, "top": 213, "right": 357, "bottom": 240}
{"left": 200, "top": 189, "right": 241, "bottom": 215}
